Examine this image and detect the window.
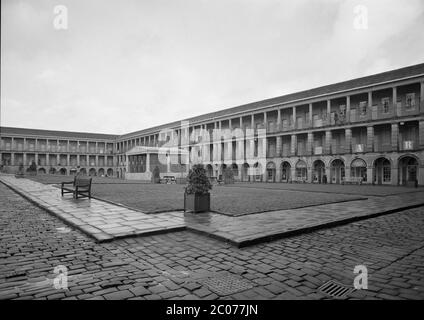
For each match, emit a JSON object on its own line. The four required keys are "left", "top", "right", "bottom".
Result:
{"left": 383, "top": 166, "right": 391, "bottom": 182}
{"left": 406, "top": 93, "right": 415, "bottom": 110}
{"left": 382, "top": 97, "right": 390, "bottom": 113}
{"left": 359, "top": 101, "right": 367, "bottom": 115}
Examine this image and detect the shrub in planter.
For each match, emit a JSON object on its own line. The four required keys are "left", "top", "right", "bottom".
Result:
{"left": 151, "top": 166, "right": 161, "bottom": 183}
{"left": 223, "top": 167, "right": 235, "bottom": 184}
{"left": 28, "top": 160, "right": 37, "bottom": 176}
{"left": 184, "top": 164, "right": 212, "bottom": 213}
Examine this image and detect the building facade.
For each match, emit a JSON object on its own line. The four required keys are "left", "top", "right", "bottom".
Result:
{"left": 1, "top": 63, "right": 424, "bottom": 185}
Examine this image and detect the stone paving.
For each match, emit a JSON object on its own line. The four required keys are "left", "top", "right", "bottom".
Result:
{"left": 0, "top": 182, "right": 423, "bottom": 300}
{"left": 0, "top": 176, "right": 185, "bottom": 242}
{"left": 1, "top": 175, "right": 424, "bottom": 247}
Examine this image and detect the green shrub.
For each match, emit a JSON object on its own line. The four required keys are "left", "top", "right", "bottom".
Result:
{"left": 185, "top": 164, "right": 212, "bottom": 195}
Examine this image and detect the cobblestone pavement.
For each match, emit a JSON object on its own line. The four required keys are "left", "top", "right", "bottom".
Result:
{"left": 1, "top": 182, "right": 424, "bottom": 300}
{"left": 2, "top": 175, "right": 424, "bottom": 247}
{"left": 0, "top": 176, "right": 185, "bottom": 242}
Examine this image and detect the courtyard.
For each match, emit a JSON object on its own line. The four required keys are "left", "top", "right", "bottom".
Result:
{"left": 26, "top": 175, "right": 421, "bottom": 215}
{"left": 0, "top": 177, "right": 423, "bottom": 300}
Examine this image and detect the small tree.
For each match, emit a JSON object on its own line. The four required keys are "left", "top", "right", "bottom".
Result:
{"left": 29, "top": 160, "right": 37, "bottom": 175}
{"left": 185, "top": 164, "right": 212, "bottom": 195}
{"left": 151, "top": 166, "right": 161, "bottom": 183}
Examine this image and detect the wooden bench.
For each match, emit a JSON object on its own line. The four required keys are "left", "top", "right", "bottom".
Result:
{"left": 160, "top": 176, "right": 176, "bottom": 184}
{"left": 61, "top": 176, "right": 92, "bottom": 199}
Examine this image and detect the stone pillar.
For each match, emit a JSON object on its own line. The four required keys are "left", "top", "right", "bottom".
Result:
{"left": 290, "top": 134, "right": 297, "bottom": 156}
{"left": 419, "top": 120, "right": 424, "bottom": 148}
{"left": 344, "top": 165, "right": 351, "bottom": 183}
{"left": 309, "top": 104, "right": 313, "bottom": 126}
{"left": 391, "top": 123, "right": 399, "bottom": 151}
{"left": 367, "top": 166, "right": 373, "bottom": 184}
{"left": 420, "top": 81, "right": 424, "bottom": 114}
{"left": 227, "top": 141, "right": 232, "bottom": 162}
{"left": 368, "top": 91, "right": 373, "bottom": 119}
{"left": 391, "top": 164, "right": 399, "bottom": 186}
{"left": 276, "top": 136, "right": 282, "bottom": 157}
{"left": 95, "top": 155, "right": 99, "bottom": 167}
{"left": 307, "top": 166, "right": 313, "bottom": 183}
{"left": 263, "top": 112, "right": 267, "bottom": 130}
{"left": 277, "top": 109, "right": 282, "bottom": 131}
{"left": 307, "top": 132, "right": 313, "bottom": 155}
{"left": 35, "top": 154, "right": 39, "bottom": 166}
{"left": 325, "top": 130, "right": 332, "bottom": 154}
{"left": 56, "top": 154, "right": 60, "bottom": 166}
{"left": 67, "top": 154, "right": 70, "bottom": 167}
{"left": 251, "top": 114, "right": 254, "bottom": 129}
{"left": 77, "top": 155, "right": 80, "bottom": 166}
{"left": 249, "top": 139, "right": 255, "bottom": 159}
{"left": 392, "top": 87, "right": 397, "bottom": 114}
{"left": 366, "top": 126, "right": 374, "bottom": 152}
{"left": 11, "top": 153, "right": 15, "bottom": 166}
{"left": 345, "top": 128, "right": 352, "bottom": 153}
{"left": 292, "top": 107, "right": 296, "bottom": 129}
{"left": 346, "top": 96, "right": 351, "bottom": 123}
{"left": 327, "top": 100, "right": 331, "bottom": 125}
{"left": 146, "top": 153, "right": 151, "bottom": 172}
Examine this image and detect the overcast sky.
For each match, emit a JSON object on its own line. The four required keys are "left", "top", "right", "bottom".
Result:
{"left": 1, "top": 0, "right": 424, "bottom": 135}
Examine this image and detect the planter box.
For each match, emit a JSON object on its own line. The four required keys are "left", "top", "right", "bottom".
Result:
{"left": 184, "top": 193, "right": 210, "bottom": 213}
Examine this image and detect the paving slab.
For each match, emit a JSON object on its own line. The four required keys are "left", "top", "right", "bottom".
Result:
{"left": 2, "top": 174, "right": 424, "bottom": 247}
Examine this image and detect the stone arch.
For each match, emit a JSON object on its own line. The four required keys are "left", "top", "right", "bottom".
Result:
{"left": 98, "top": 168, "right": 105, "bottom": 177}
{"left": 330, "top": 158, "right": 345, "bottom": 184}
{"left": 373, "top": 157, "right": 391, "bottom": 185}
{"left": 280, "top": 161, "right": 291, "bottom": 182}
{"left": 350, "top": 157, "right": 367, "bottom": 183}
{"left": 266, "top": 161, "right": 276, "bottom": 182}
{"left": 295, "top": 160, "right": 307, "bottom": 182}
{"left": 38, "top": 168, "right": 46, "bottom": 174}
{"left": 59, "top": 168, "right": 67, "bottom": 175}
{"left": 312, "top": 159, "right": 326, "bottom": 183}
{"left": 89, "top": 168, "right": 96, "bottom": 176}
{"left": 80, "top": 168, "right": 87, "bottom": 175}
{"left": 398, "top": 155, "right": 419, "bottom": 186}
{"left": 107, "top": 168, "right": 114, "bottom": 176}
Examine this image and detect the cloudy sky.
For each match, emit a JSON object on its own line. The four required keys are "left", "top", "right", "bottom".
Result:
{"left": 1, "top": 0, "right": 424, "bottom": 134}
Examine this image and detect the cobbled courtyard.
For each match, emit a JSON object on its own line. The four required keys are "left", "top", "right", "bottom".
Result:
{"left": 1, "top": 180, "right": 423, "bottom": 300}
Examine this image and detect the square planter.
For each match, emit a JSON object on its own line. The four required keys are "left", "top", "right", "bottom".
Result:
{"left": 184, "top": 193, "right": 210, "bottom": 213}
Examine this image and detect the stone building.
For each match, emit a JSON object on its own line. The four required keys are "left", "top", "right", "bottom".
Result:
{"left": 1, "top": 63, "right": 424, "bottom": 185}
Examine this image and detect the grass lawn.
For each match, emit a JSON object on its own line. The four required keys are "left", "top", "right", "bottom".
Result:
{"left": 27, "top": 174, "right": 366, "bottom": 215}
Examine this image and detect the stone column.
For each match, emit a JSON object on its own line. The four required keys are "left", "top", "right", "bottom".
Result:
{"left": 366, "top": 126, "right": 374, "bottom": 152}
{"left": 344, "top": 165, "right": 351, "bottom": 183}
{"left": 146, "top": 153, "right": 150, "bottom": 172}
{"left": 277, "top": 109, "right": 282, "bottom": 131}
{"left": 292, "top": 107, "right": 296, "bottom": 129}
{"left": 290, "top": 134, "right": 297, "bottom": 156}
{"left": 367, "top": 165, "right": 373, "bottom": 184}
{"left": 276, "top": 136, "right": 282, "bottom": 157}
{"left": 346, "top": 96, "right": 351, "bottom": 123}
{"left": 420, "top": 81, "right": 424, "bottom": 114}
{"left": 263, "top": 112, "right": 267, "bottom": 130}
{"left": 327, "top": 100, "right": 331, "bottom": 125}
{"left": 309, "top": 104, "right": 313, "bottom": 126}
{"left": 345, "top": 128, "right": 352, "bottom": 153}
{"left": 251, "top": 114, "right": 254, "bottom": 130}
{"left": 56, "top": 154, "right": 60, "bottom": 166}
{"left": 368, "top": 91, "right": 373, "bottom": 119}
{"left": 307, "top": 132, "right": 313, "bottom": 155}
{"left": 419, "top": 120, "right": 424, "bottom": 148}
{"left": 67, "top": 154, "right": 70, "bottom": 167}
{"left": 325, "top": 130, "right": 332, "bottom": 154}
{"left": 391, "top": 123, "right": 399, "bottom": 151}
{"left": 392, "top": 87, "right": 397, "bottom": 115}
{"left": 391, "top": 163, "right": 399, "bottom": 186}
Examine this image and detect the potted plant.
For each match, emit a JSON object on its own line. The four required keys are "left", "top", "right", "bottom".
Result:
{"left": 15, "top": 163, "right": 25, "bottom": 178}
{"left": 184, "top": 164, "right": 212, "bottom": 213}
{"left": 151, "top": 166, "right": 161, "bottom": 184}
{"left": 28, "top": 160, "right": 37, "bottom": 176}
